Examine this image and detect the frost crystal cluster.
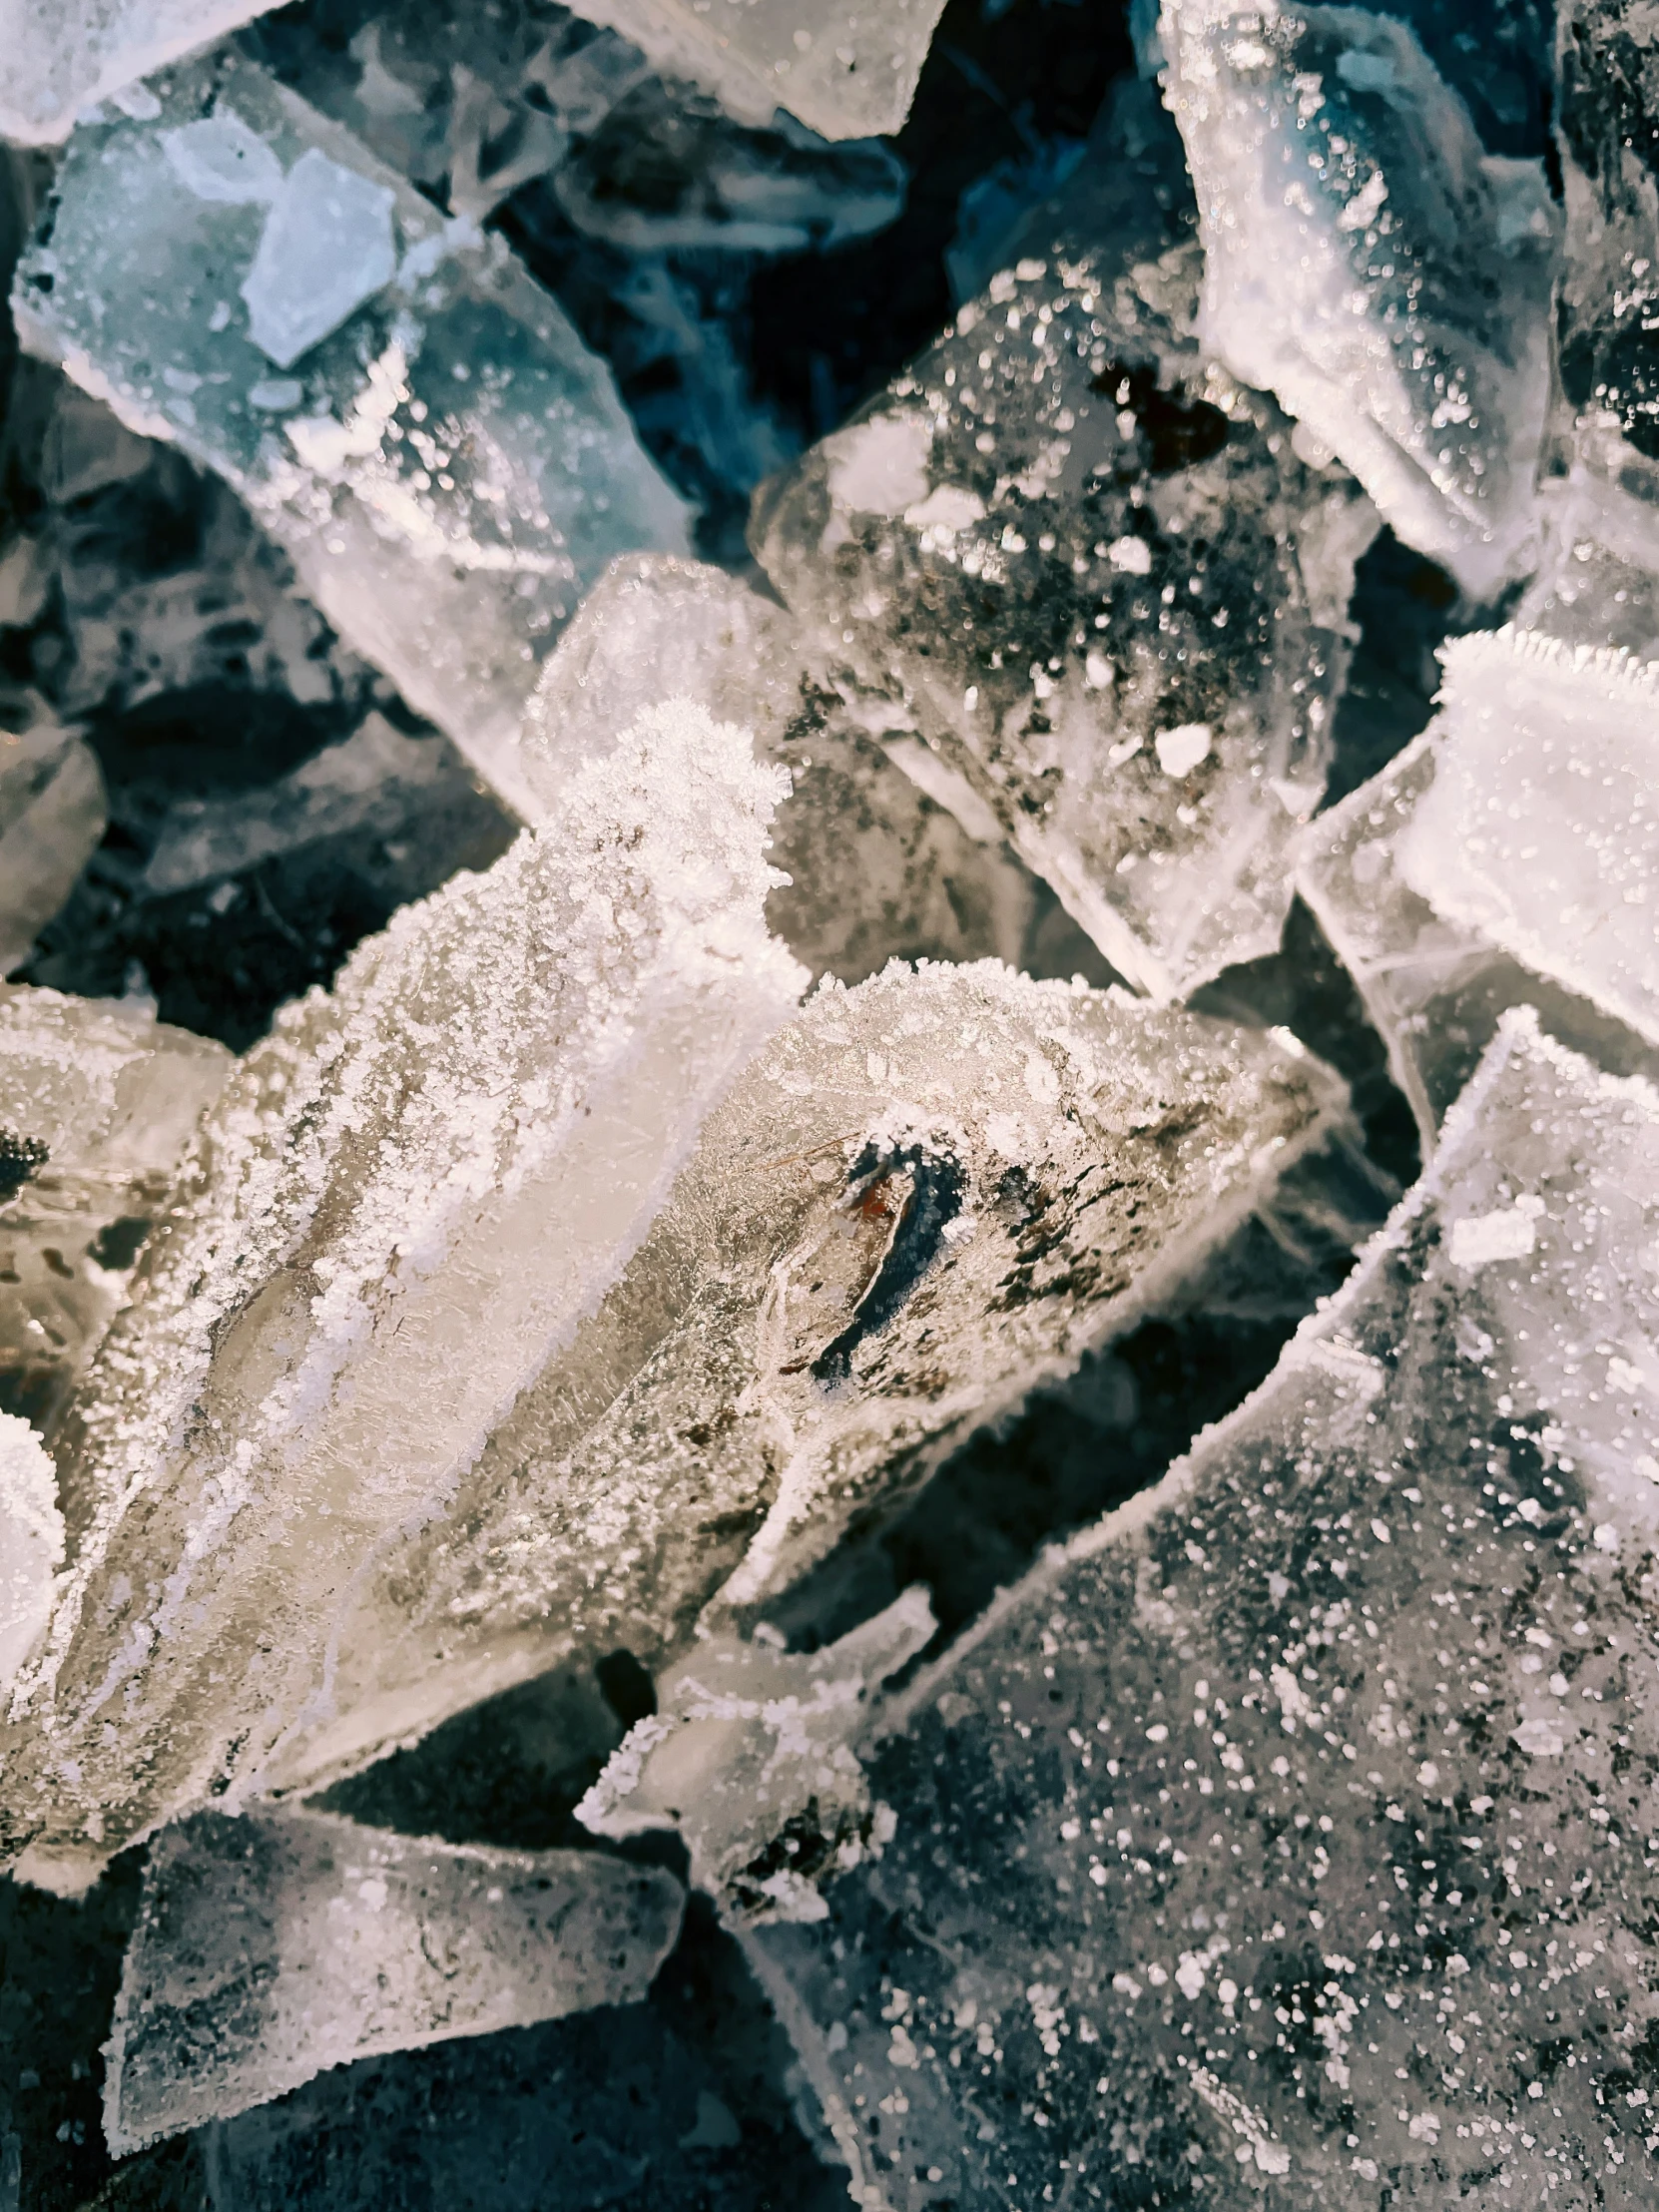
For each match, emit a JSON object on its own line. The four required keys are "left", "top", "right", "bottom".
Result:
{"left": 1, "top": 0, "right": 1659, "bottom": 2205}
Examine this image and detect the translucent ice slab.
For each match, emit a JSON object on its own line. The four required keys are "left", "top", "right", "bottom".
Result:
{"left": 0, "top": 0, "right": 275, "bottom": 147}
{"left": 105, "top": 1807, "right": 684, "bottom": 2145}
{"left": 1299, "top": 626, "right": 1659, "bottom": 1144}
{"left": 0, "top": 703, "right": 106, "bottom": 975}
{"left": 13, "top": 55, "right": 691, "bottom": 817}
{"left": 518, "top": 553, "right": 1105, "bottom": 982}
{"left": 1160, "top": 0, "right": 1557, "bottom": 598}
{"left": 267, "top": 960, "right": 1344, "bottom": 1813}
{"left": 0, "top": 1413, "right": 61, "bottom": 1693}
{"left": 751, "top": 1009, "right": 1659, "bottom": 2206}
{"left": 0, "top": 984, "right": 232, "bottom": 1429}
{"left": 750, "top": 117, "right": 1377, "bottom": 998}
{"left": 564, "top": 0, "right": 948, "bottom": 141}
{"left": 1, "top": 701, "right": 803, "bottom": 1888}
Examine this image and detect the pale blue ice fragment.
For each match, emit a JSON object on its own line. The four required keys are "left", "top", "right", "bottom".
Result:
{"left": 161, "top": 109, "right": 283, "bottom": 205}
{"left": 241, "top": 148, "right": 397, "bottom": 369}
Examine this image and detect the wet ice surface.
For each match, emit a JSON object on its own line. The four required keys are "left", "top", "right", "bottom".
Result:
{"left": 752, "top": 93, "right": 1377, "bottom": 998}
{"left": 1299, "top": 627, "right": 1659, "bottom": 1143}
{"left": 751, "top": 1011, "right": 1659, "bottom": 2208}
{"left": 106, "top": 1807, "right": 684, "bottom": 2143}
{"left": 13, "top": 53, "right": 691, "bottom": 813}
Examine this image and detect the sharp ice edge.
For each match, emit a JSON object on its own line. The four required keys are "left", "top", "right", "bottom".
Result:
{"left": 11, "top": 53, "right": 692, "bottom": 818}
{"left": 550, "top": 0, "right": 949, "bottom": 142}
{"left": 750, "top": 1008, "right": 1659, "bottom": 2199}
{"left": 749, "top": 93, "right": 1376, "bottom": 999}
{"left": 2, "top": 699, "right": 805, "bottom": 1887}
{"left": 103, "top": 1805, "right": 685, "bottom": 2147}
{"left": 577, "top": 1589, "right": 936, "bottom": 1922}
{"left": 1158, "top": 0, "right": 1557, "bottom": 598}
{"left": 1297, "top": 624, "right": 1659, "bottom": 1144}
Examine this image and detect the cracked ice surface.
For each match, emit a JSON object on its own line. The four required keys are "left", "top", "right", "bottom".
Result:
{"left": 105, "top": 1807, "right": 684, "bottom": 2145}
{"left": 1299, "top": 628, "right": 1659, "bottom": 1145}
{"left": 751, "top": 1009, "right": 1659, "bottom": 2209}
{"left": 0, "top": 700, "right": 804, "bottom": 1889}
{"left": 751, "top": 104, "right": 1377, "bottom": 998}
{"left": 244, "top": 959, "right": 1343, "bottom": 1811}
{"left": 12, "top": 55, "right": 691, "bottom": 817}
{"left": 1160, "top": 0, "right": 1557, "bottom": 597}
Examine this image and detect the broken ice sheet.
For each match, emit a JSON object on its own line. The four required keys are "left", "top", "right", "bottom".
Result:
{"left": 0, "top": 984, "right": 231, "bottom": 1429}
{"left": 751, "top": 1008, "right": 1659, "bottom": 2209}
{"left": 257, "top": 960, "right": 1344, "bottom": 1823}
{"left": 750, "top": 105, "right": 1377, "bottom": 998}
{"left": 105, "top": 1806, "right": 684, "bottom": 2145}
{"left": 0, "top": 698, "right": 107, "bottom": 976}
{"left": 558, "top": 0, "right": 947, "bottom": 142}
{"left": 517, "top": 552, "right": 1111, "bottom": 983}
{"left": 1160, "top": 0, "right": 1556, "bottom": 599}
{"left": 0, "top": 700, "right": 804, "bottom": 1888}
{"left": 13, "top": 54, "right": 691, "bottom": 817}
{"left": 1299, "top": 626, "right": 1659, "bottom": 1145}
{"left": 579, "top": 1589, "right": 936, "bottom": 1922}
{"left": 0, "top": 0, "right": 276, "bottom": 147}
{"left": 0, "top": 1412, "right": 62, "bottom": 1692}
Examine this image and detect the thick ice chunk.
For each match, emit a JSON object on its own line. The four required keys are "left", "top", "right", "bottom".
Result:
{"left": 563, "top": 0, "right": 947, "bottom": 141}
{"left": 0, "top": 0, "right": 276, "bottom": 147}
{"left": 751, "top": 110, "right": 1377, "bottom": 997}
{"left": 751, "top": 1009, "right": 1659, "bottom": 2204}
{"left": 105, "top": 1808, "right": 684, "bottom": 2145}
{"left": 13, "top": 55, "right": 692, "bottom": 817}
{"left": 1160, "top": 0, "right": 1557, "bottom": 597}
{"left": 0, "top": 704, "right": 107, "bottom": 974}
{"left": 1299, "top": 626, "right": 1659, "bottom": 1143}
{"left": 518, "top": 553, "right": 1108, "bottom": 983}
{"left": 579, "top": 1590, "right": 935, "bottom": 1921}
{"left": 263, "top": 960, "right": 1345, "bottom": 1807}
{"left": 0, "top": 1414, "right": 62, "bottom": 1692}
{"left": 0, "top": 702, "right": 804, "bottom": 1888}
{"left": 0, "top": 985, "right": 232, "bottom": 1428}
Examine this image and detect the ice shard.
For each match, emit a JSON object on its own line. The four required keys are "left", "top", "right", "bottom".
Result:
{"left": 750, "top": 105, "right": 1378, "bottom": 998}
{"left": 0, "top": 1413, "right": 62, "bottom": 1692}
{"left": 750, "top": 1008, "right": 1659, "bottom": 2207}
{"left": 257, "top": 959, "right": 1345, "bottom": 1810}
{"left": 0, "top": 700, "right": 804, "bottom": 1888}
{"left": 517, "top": 552, "right": 1108, "bottom": 983}
{"left": 105, "top": 1807, "right": 685, "bottom": 2145}
{"left": 1299, "top": 627, "right": 1659, "bottom": 1144}
{"left": 1160, "top": 0, "right": 1557, "bottom": 597}
{"left": 12, "top": 54, "right": 692, "bottom": 817}
{"left": 0, "top": 702, "right": 107, "bottom": 975}
{"left": 560, "top": 0, "right": 947, "bottom": 142}
{"left": 0, "top": 0, "right": 276, "bottom": 148}
{"left": 0, "top": 984, "right": 232, "bottom": 1428}
{"left": 579, "top": 1590, "right": 936, "bottom": 1922}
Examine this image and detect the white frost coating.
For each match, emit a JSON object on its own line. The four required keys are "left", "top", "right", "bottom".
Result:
{"left": 12, "top": 57, "right": 692, "bottom": 817}
{"left": 557, "top": 0, "right": 948, "bottom": 141}
{"left": 750, "top": 1011, "right": 1659, "bottom": 2196}
{"left": 1298, "top": 627, "right": 1659, "bottom": 1145}
{"left": 105, "top": 1808, "right": 685, "bottom": 2147}
{"left": 1394, "top": 630, "right": 1659, "bottom": 1051}
{"left": 579, "top": 1590, "right": 935, "bottom": 1920}
{"left": 0, "top": 1415, "right": 62, "bottom": 1693}
{"left": 1, "top": 700, "right": 806, "bottom": 1887}
{"left": 1159, "top": 0, "right": 1557, "bottom": 594}
{"left": 0, "top": 0, "right": 276, "bottom": 147}
{"left": 240, "top": 150, "right": 396, "bottom": 368}
{"left": 1448, "top": 1198, "right": 1541, "bottom": 1270}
